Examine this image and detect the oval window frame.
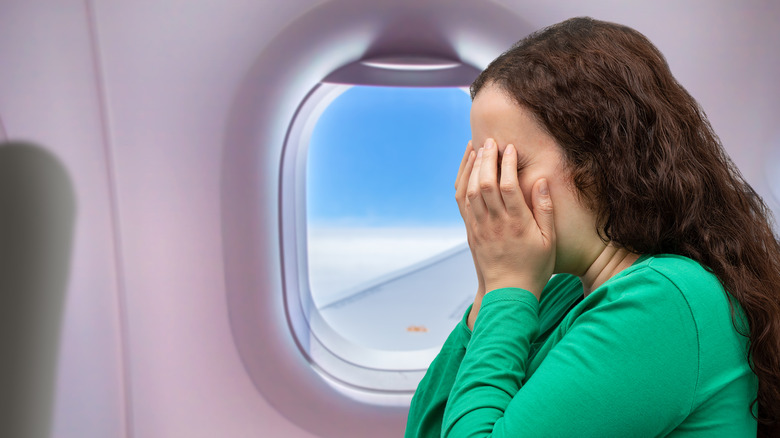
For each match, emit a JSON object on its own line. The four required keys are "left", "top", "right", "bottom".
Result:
{"left": 279, "top": 57, "right": 480, "bottom": 400}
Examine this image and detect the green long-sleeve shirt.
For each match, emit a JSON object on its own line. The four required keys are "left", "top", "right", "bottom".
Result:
{"left": 405, "top": 254, "right": 757, "bottom": 437}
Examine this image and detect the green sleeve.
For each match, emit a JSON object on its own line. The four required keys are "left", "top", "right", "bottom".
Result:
{"left": 442, "top": 269, "right": 699, "bottom": 437}
{"left": 405, "top": 275, "right": 581, "bottom": 438}
{"left": 405, "top": 304, "right": 472, "bottom": 438}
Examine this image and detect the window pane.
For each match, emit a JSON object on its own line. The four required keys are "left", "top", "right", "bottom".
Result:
{"left": 306, "top": 86, "right": 476, "bottom": 350}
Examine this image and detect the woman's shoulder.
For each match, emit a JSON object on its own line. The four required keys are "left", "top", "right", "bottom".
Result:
{"left": 639, "top": 253, "right": 720, "bottom": 282}
{"left": 586, "top": 253, "right": 735, "bottom": 339}
{"left": 596, "top": 253, "right": 749, "bottom": 362}
{"left": 554, "top": 254, "right": 755, "bottom": 432}
{"left": 607, "top": 253, "right": 725, "bottom": 302}
{"left": 599, "top": 257, "right": 756, "bottom": 427}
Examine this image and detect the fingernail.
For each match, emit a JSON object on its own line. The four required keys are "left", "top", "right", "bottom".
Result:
{"left": 506, "top": 144, "right": 515, "bottom": 155}
{"left": 539, "top": 179, "right": 549, "bottom": 196}
{"left": 485, "top": 138, "right": 495, "bottom": 150}
{"left": 477, "top": 148, "right": 483, "bottom": 158}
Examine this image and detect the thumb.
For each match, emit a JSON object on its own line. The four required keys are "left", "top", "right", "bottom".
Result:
{"left": 532, "top": 178, "right": 555, "bottom": 243}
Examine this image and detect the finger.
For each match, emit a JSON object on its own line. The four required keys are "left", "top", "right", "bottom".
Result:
{"left": 454, "top": 141, "right": 473, "bottom": 189}
{"left": 531, "top": 178, "right": 555, "bottom": 245}
{"left": 478, "top": 138, "right": 504, "bottom": 217}
{"left": 499, "top": 144, "right": 531, "bottom": 220}
{"left": 466, "top": 147, "right": 488, "bottom": 217}
{"left": 456, "top": 150, "right": 477, "bottom": 215}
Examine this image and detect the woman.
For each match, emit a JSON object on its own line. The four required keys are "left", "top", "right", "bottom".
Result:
{"left": 405, "top": 17, "right": 780, "bottom": 437}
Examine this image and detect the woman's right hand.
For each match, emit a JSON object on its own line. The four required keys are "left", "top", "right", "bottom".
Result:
{"left": 455, "top": 141, "right": 486, "bottom": 298}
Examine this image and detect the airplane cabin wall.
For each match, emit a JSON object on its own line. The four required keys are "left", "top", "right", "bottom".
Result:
{"left": 0, "top": 1, "right": 778, "bottom": 438}
{"left": 84, "top": 1, "right": 325, "bottom": 437}
{"left": 0, "top": 3, "right": 127, "bottom": 437}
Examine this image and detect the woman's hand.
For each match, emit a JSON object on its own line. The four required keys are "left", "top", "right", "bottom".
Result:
{"left": 455, "top": 141, "right": 486, "bottom": 296}
{"left": 462, "top": 138, "right": 556, "bottom": 299}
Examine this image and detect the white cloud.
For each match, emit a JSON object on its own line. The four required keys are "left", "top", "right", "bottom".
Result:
{"left": 306, "top": 226, "right": 467, "bottom": 306}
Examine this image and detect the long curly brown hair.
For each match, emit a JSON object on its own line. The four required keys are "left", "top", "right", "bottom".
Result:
{"left": 471, "top": 17, "right": 780, "bottom": 435}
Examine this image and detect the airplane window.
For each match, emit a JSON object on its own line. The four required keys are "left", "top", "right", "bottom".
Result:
{"left": 306, "top": 86, "right": 477, "bottom": 351}
{"left": 279, "top": 60, "right": 482, "bottom": 397}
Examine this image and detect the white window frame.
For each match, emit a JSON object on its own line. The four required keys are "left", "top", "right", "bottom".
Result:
{"left": 279, "top": 57, "right": 479, "bottom": 401}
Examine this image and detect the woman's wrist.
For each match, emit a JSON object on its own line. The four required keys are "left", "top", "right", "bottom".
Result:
{"left": 484, "top": 275, "right": 543, "bottom": 300}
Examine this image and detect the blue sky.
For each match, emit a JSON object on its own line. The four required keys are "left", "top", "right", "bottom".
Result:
{"left": 306, "top": 85, "right": 472, "bottom": 227}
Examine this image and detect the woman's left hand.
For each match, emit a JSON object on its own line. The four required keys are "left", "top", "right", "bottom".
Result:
{"left": 463, "top": 138, "right": 556, "bottom": 299}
